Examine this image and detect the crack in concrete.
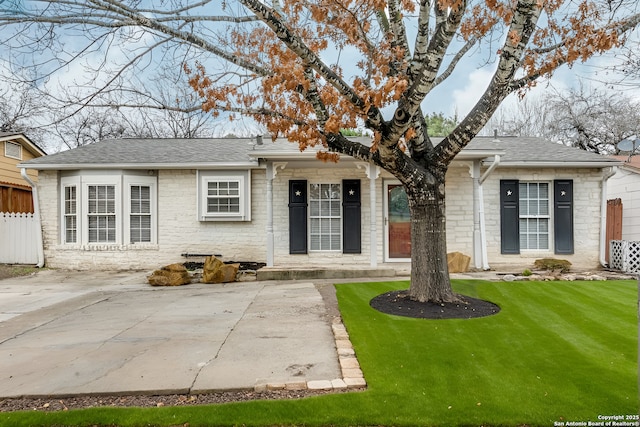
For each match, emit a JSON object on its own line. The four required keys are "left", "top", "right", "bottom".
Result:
{"left": 188, "top": 283, "right": 266, "bottom": 392}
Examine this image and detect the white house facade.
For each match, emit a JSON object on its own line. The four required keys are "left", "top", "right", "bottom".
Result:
{"left": 20, "top": 136, "right": 620, "bottom": 271}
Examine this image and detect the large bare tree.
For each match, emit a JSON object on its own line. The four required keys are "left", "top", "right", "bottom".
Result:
{"left": 2, "top": 0, "right": 639, "bottom": 303}
{"left": 480, "top": 85, "right": 640, "bottom": 154}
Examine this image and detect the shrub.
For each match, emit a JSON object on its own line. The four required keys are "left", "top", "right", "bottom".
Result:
{"left": 534, "top": 258, "right": 572, "bottom": 273}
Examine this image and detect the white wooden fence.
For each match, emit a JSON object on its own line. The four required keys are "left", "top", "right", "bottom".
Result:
{"left": 0, "top": 212, "right": 39, "bottom": 264}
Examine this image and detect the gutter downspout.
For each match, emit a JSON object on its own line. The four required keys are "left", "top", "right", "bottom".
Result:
{"left": 599, "top": 167, "right": 617, "bottom": 267}
{"left": 20, "top": 168, "right": 45, "bottom": 268}
{"left": 478, "top": 155, "right": 501, "bottom": 271}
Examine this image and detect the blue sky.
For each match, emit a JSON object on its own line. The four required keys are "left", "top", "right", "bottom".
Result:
{"left": 1, "top": 1, "right": 639, "bottom": 140}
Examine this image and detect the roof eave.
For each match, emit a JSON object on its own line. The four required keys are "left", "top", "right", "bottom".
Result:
{"left": 18, "top": 162, "right": 261, "bottom": 170}
{"left": 489, "top": 161, "right": 621, "bottom": 168}
{"left": 250, "top": 149, "right": 505, "bottom": 161}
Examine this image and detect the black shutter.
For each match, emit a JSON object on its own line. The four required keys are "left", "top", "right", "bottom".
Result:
{"left": 342, "top": 180, "right": 361, "bottom": 254}
{"left": 500, "top": 180, "right": 520, "bottom": 254}
{"left": 289, "top": 180, "right": 307, "bottom": 254}
{"left": 554, "top": 180, "right": 574, "bottom": 254}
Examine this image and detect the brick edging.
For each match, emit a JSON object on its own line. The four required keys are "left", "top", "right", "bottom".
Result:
{"left": 254, "top": 317, "right": 367, "bottom": 392}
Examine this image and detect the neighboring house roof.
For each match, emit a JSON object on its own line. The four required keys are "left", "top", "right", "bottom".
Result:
{"left": 610, "top": 154, "right": 640, "bottom": 174}
{"left": 0, "top": 132, "right": 47, "bottom": 157}
{"left": 19, "top": 135, "right": 619, "bottom": 170}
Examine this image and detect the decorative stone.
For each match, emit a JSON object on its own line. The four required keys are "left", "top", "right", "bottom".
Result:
{"left": 331, "top": 379, "right": 348, "bottom": 389}
{"left": 266, "top": 382, "right": 286, "bottom": 391}
{"left": 502, "top": 274, "right": 517, "bottom": 282}
{"left": 447, "top": 251, "right": 471, "bottom": 273}
{"left": 147, "top": 264, "right": 191, "bottom": 286}
{"left": 339, "top": 357, "right": 360, "bottom": 369}
{"left": 344, "top": 377, "right": 367, "bottom": 388}
{"left": 285, "top": 381, "right": 307, "bottom": 390}
{"left": 342, "top": 368, "right": 363, "bottom": 378}
{"left": 202, "top": 256, "right": 239, "bottom": 283}
{"left": 307, "top": 380, "right": 333, "bottom": 390}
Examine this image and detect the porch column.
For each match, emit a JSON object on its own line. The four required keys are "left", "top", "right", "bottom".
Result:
{"left": 266, "top": 162, "right": 274, "bottom": 267}
{"left": 471, "top": 161, "right": 483, "bottom": 269}
{"left": 265, "top": 161, "right": 287, "bottom": 267}
{"left": 356, "top": 162, "right": 380, "bottom": 267}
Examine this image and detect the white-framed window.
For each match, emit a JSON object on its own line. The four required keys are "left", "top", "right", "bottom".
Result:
{"left": 309, "top": 183, "right": 341, "bottom": 251}
{"left": 87, "top": 184, "right": 117, "bottom": 243}
{"left": 60, "top": 172, "right": 157, "bottom": 245}
{"left": 519, "top": 182, "right": 550, "bottom": 250}
{"left": 198, "top": 170, "right": 251, "bottom": 221}
{"left": 129, "top": 185, "right": 152, "bottom": 243}
{"left": 63, "top": 184, "right": 78, "bottom": 244}
{"left": 4, "top": 141, "right": 22, "bottom": 160}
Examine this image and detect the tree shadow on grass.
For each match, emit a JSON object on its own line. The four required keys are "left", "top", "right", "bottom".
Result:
{"left": 370, "top": 290, "right": 500, "bottom": 319}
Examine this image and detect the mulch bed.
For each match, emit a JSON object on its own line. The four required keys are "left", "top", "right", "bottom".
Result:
{"left": 0, "top": 389, "right": 348, "bottom": 413}
{"left": 370, "top": 290, "right": 500, "bottom": 319}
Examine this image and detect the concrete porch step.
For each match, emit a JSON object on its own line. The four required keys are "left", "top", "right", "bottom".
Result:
{"left": 256, "top": 266, "right": 409, "bottom": 281}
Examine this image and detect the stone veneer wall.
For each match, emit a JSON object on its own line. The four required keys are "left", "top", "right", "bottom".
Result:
{"left": 36, "top": 165, "right": 604, "bottom": 270}
{"left": 482, "top": 168, "right": 603, "bottom": 269}
{"left": 38, "top": 169, "right": 268, "bottom": 270}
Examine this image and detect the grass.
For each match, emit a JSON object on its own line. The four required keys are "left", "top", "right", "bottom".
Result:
{"left": 1, "top": 279, "right": 637, "bottom": 427}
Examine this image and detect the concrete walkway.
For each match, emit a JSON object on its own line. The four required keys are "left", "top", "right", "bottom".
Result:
{"left": 0, "top": 270, "right": 361, "bottom": 398}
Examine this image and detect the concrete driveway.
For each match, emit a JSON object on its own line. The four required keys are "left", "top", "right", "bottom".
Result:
{"left": 0, "top": 270, "right": 343, "bottom": 398}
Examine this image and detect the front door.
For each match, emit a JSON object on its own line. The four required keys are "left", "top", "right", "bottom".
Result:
{"left": 384, "top": 182, "right": 411, "bottom": 261}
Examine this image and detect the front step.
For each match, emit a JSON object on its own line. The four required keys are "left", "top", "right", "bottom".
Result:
{"left": 256, "top": 267, "right": 401, "bottom": 281}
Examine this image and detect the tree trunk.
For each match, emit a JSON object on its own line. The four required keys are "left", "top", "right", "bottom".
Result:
{"left": 406, "top": 180, "right": 460, "bottom": 303}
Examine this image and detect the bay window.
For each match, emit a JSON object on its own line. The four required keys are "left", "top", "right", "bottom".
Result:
{"left": 60, "top": 172, "right": 157, "bottom": 246}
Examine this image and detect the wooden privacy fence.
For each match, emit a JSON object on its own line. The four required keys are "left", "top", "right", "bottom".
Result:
{"left": 0, "top": 186, "right": 35, "bottom": 213}
{"left": 605, "top": 198, "right": 623, "bottom": 264}
{"left": 0, "top": 212, "right": 39, "bottom": 264}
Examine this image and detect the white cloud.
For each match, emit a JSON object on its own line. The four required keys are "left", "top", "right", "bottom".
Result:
{"left": 451, "top": 67, "right": 495, "bottom": 118}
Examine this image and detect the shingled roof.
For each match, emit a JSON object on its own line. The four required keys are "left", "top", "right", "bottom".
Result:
{"left": 19, "top": 135, "right": 619, "bottom": 170}
{"left": 467, "top": 136, "right": 620, "bottom": 166}
{"left": 19, "top": 138, "right": 260, "bottom": 169}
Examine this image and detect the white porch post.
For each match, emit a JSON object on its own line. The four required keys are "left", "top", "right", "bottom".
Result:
{"left": 357, "top": 162, "right": 380, "bottom": 267}
{"left": 265, "top": 161, "right": 287, "bottom": 267}
{"left": 266, "top": 162, "right": 275, "bottom": 267}
{"left": 471, "top": 161, "right": 483, "bottom": 269}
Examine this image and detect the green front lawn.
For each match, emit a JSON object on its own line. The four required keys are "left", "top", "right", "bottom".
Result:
{"left": 2, "top": 279, "right": 637, "bottom": 427}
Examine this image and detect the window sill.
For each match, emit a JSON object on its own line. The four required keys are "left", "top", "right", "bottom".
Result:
{"left": 199, "top": 215, "right": 249, "bottom": 222}
{"left": 57, "top": 244, "right": 159, "bottom": 251}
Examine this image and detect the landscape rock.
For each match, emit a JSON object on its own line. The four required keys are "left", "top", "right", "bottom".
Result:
{"left": 202, "top": 256, "right": 239, "bottom": 283}
{"left": 502, "top": 274, "right": 517, "bottom": 282}
{"left": 447, "top": 251, "right": 471, "bottom": 273}
{"left": 147, "top": 264, "right": 192, "bottom": 286}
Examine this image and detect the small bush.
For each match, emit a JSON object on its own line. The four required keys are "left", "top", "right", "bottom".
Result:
{"left": 522, "top": 269, "right": 532, "bottom": 276}
{"left": 534, "top": 258, "right": 572, "bottom": 273}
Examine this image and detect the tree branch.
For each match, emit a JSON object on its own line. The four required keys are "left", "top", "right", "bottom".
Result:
{"left": 237, "top": 0, "right": 385, "bottom": 129}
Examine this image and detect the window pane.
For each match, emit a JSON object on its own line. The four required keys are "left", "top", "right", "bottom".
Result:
{"left": 310, "top": 200, "right": 319, "bottom": 216}
{"left": 309, "top": 183, "right": 320, "bottom": 199}
{"left": 330, "top": 200, "right": 341, "bottom": 216}
{"left": 539, "top": 201, "right": 549, "bottom": 216}
{"left": 321, "top": 200, "right": 330, "bottom": 216}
